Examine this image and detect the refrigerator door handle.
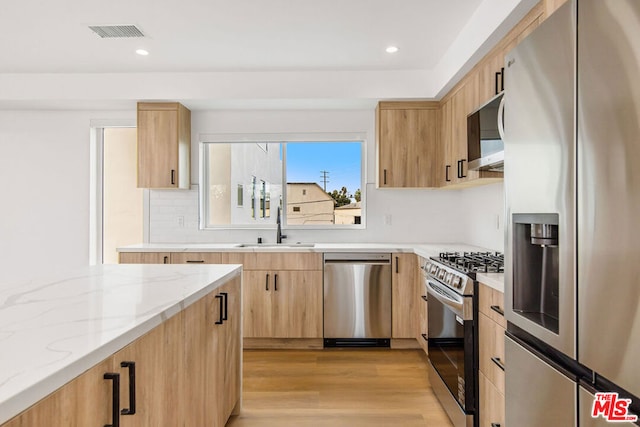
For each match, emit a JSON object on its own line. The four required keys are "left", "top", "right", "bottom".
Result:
{"left": 497, "top": 94, "right": 506, "bottom": 141}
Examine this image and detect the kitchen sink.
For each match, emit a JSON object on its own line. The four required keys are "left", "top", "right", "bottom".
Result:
{"left": 235, "top": 243, "right": 315, "bottom": 248}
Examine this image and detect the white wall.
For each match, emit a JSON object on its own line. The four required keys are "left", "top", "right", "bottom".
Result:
{"left": 0, "top": 108, "right": 504, "bottom": 281}
{"left": 149, "top": 109, "right": 470, "bottom": 244}
{"left": 459, "top": 182, "right": 505, "bottom": 251}
{"left": 0, "top": 110, "right": 134, "bottom": 280}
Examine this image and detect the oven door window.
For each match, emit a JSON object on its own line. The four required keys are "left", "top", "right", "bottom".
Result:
{"left": 428, "top": 289, "right": 473, "bottom": 411}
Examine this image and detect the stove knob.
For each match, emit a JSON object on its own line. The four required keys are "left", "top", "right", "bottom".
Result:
{"left": 452, "top": 276, "right": 461, "bottom": 289}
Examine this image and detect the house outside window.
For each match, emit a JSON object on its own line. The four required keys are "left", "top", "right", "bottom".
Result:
{"left": 199, "top": 135, "right": 364, "bottom": 229}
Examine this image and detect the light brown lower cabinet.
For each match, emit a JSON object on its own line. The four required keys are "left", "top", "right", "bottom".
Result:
{"left": 392, "top": 253, "right": 420, "bottom": 338}
{"left": 243, "top": 270, "right": 322, "bottom": 338}
{"left": 2, "top": 276, "right": 241, "bottom": 427}
{"left": 478, "top": 282, "right": 506, "bottom": 427}
{"left": 479, "top": 372, "right": 505, "bottom": 427}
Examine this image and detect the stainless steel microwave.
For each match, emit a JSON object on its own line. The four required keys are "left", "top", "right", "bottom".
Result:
{"left": 467, "top": 92, "right": 504, "bottom": 171}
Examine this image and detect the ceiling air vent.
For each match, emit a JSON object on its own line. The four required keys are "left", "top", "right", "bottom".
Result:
{"left": 89, "top": 25, "right": 145, "bottom": 38}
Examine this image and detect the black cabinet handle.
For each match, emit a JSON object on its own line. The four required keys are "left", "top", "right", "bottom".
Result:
{"left": 495, "top": 71, "right": 501, "bottom": 95}
{"left": 383, "top": 169, "right": 387, "bottom": 185}
{"left": 421, "top": 295, "right": 428, "bottom": 302}
{"left": 215, "top": 294, "right": 224, "bottom": 325}
{"left": 220, "top": 292, "right": 228, "bottom": 321}
{"left": 490, "top": 305, "right": 505, "bottom": 316}
{"left": 274, "top": 274, "right": 278, "bottom": 291}
{"left": 491, "top": 357, "right": 505, "bottom": 371}
{"left": 120, "top": 362, "right": 136, "bottom": 416}
{"left": 170, "top": 169, "right": 176, "bottom": 185}
{"left": 186, "top": 260, "right": 205, "bottom": 263}
{"left": 395, "top": 256, "right": 399, "bottom": 274}
{"left": 457, "top": 160, "right": 467, "bottom": 178}
{"left": 103, "top": 373, "right": 120, "bottom": 427}
{"left": 265, "top": 273, "right": 270, "bottom": 291}
{"left": 445, "top": 165, "right": 451, "bottom": 182}
{"left": 163, "top": 256, "right": 168, "bottom": 264}
{"left": 492, "top": 424, "right": 501, "bottom": 427}
{"left": 421, "top": 333, "right": 428, "bottom": 343}
{"left": 501, "top": 67, "right": 505, "bottom": 92}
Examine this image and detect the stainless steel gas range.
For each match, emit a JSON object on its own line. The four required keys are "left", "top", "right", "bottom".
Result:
{"left": 422, "top": 251, "right": 504, "bottom": 427}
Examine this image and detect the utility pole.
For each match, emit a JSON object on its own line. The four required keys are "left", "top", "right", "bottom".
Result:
{"left": 320, "top": 170, "right": 330, "bottom": 191}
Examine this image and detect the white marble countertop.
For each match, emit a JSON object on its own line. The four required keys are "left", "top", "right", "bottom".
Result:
{"left": 119, "top": 242, "right": 494, "bottom": 256}
{"left": 118, "top": 242, "right": 505, "bottom": 292}
{"left": 0, "top": 264, "right": 242, "bottom": 425}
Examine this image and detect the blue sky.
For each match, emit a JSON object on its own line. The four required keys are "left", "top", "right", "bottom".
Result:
{"left": 286, "top": 142, "right": 362, "bottom": 196}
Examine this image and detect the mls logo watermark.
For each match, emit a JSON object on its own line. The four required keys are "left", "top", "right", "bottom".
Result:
{"left": 592, "top": 392, "right": 638, "bottom": 422}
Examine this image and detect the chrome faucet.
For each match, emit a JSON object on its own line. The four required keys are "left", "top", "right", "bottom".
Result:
{"left": 276, "top": 206, "right": 287, "bottom": 243}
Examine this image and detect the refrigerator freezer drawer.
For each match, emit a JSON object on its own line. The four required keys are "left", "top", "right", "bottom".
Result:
{"left": 505, "top": 336, "right": 577, "bottom": 427}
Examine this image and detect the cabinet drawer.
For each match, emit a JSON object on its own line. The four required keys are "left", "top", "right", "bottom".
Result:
{"left": 241, "top": 252, "right": 322, "bottom": 271}
{"left": 479, "top": 312, "right": 506, "bottom": 394}
{"left": 479, "top": 371, "right": 505, "bottom": 427}
{"left": 478, "top": 283, "right": 506, "bottom": 328}
{"left": 119, "top": 252, "right": 171, "bottom": 264}
{"left": 170, "top": 252, "right": 223, "bottom": 264}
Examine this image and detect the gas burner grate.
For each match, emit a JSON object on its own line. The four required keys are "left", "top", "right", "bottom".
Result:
{"left": 435, "top": 251, "right": 504, "bottom": 274}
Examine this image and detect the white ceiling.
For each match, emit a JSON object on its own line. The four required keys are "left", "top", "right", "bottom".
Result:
{"left": 0, "top": 0, "right": 537, "bottom": 109}
{"left": 1, "top": 0, "right": 483, "bottom": 73}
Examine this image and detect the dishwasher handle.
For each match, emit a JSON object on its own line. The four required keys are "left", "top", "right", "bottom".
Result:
{"left": 324, "top": 259, "right": 391, "bottom": 265}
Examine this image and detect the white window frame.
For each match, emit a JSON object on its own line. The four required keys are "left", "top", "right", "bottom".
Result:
{"left": 199, "top": 132, "right": 366, "bottom": 230}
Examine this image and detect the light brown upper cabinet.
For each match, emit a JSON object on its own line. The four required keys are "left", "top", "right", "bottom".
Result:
{"left": 440, "top": 84, "right": 503, "bottom": 188}
{"left": 137, "top": 102, "right": 191, "bottom": 189}
{"left": 376, "top": 102, "right": 441, "bottom": 188}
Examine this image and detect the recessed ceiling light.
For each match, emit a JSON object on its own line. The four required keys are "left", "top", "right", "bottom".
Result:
{"left": 386, "top": 46, "right": 399, "bottom": 54}
{"left": 136, "top": 49, "right": 149, "bottom": 56}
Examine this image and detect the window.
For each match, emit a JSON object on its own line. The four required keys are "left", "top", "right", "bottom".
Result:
{"left": 200, "top": 137, "right": 364, "bottom": 229}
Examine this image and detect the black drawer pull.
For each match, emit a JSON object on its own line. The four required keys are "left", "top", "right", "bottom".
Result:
{"left": 163, "top": 256, "right": 169, "bottom": 264}
{"left": 395, "top": 256, "right": 399, "bottom": 274}
{"left": 421, "top": 333, "right": 428, "bottom": 343}
{"left": 120, "top": 362, "right": 136, "bottom": 415}
{"left": 215, "top": 294, "right": 224, "bottom": 325}
{"left": 103, "top": 373, "right": 120, "bottom": 427}
{"left": 274, "top": 274, "right": 278, "bottom": 291}
{"left": 421, "top": 295, "right": 428, "bottom": 302}
{"left": 186, "top": 260, "right": 205, "bottom": 263}
{"left": 266, "top": 273, "right": 270, "bottom": 291}
{"left": 492, "top": 424, "right": 501, "bottom": 427}
{"left": 383, "top": 169, "right": 387, "bottom": 185}
{"left": 445, "top": 165, "right": 451, "bottom": 182}
{"left": 490, "top": 305, "right": 504, "bottom": 316}
{"left": 491, "top": 357, "right": 505, "bottom": 371}
{"left": 220, "top": 292, "right": 228, "bottom": 321}
{"left": 171, "top": 169, "right": 176, "bottom": 185}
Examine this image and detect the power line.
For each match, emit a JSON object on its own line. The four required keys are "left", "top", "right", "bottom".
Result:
{"left": 320, "top": 170, "right": 330, "bottom": 191}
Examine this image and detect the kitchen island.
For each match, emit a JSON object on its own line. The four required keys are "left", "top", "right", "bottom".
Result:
{"left": 0, "top": 263, "right": 242, "bottom": 426}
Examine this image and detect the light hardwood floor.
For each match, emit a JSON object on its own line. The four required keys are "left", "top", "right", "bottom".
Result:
{"left": 227, "top": 349, "right": 453, "bottom": 427}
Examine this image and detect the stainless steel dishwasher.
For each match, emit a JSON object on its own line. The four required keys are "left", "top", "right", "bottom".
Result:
{"left": 323, "top": 253, "right": 392, "bottom": 347}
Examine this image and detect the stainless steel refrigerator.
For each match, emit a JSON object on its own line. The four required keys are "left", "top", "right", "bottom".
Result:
{"left": 503, "top": 0, "right": 640, "bottom": 425}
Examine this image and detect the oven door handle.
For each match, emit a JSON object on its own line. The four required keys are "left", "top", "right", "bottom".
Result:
{"left": 426, "top": 280, "right": 465, "bottom": 319}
